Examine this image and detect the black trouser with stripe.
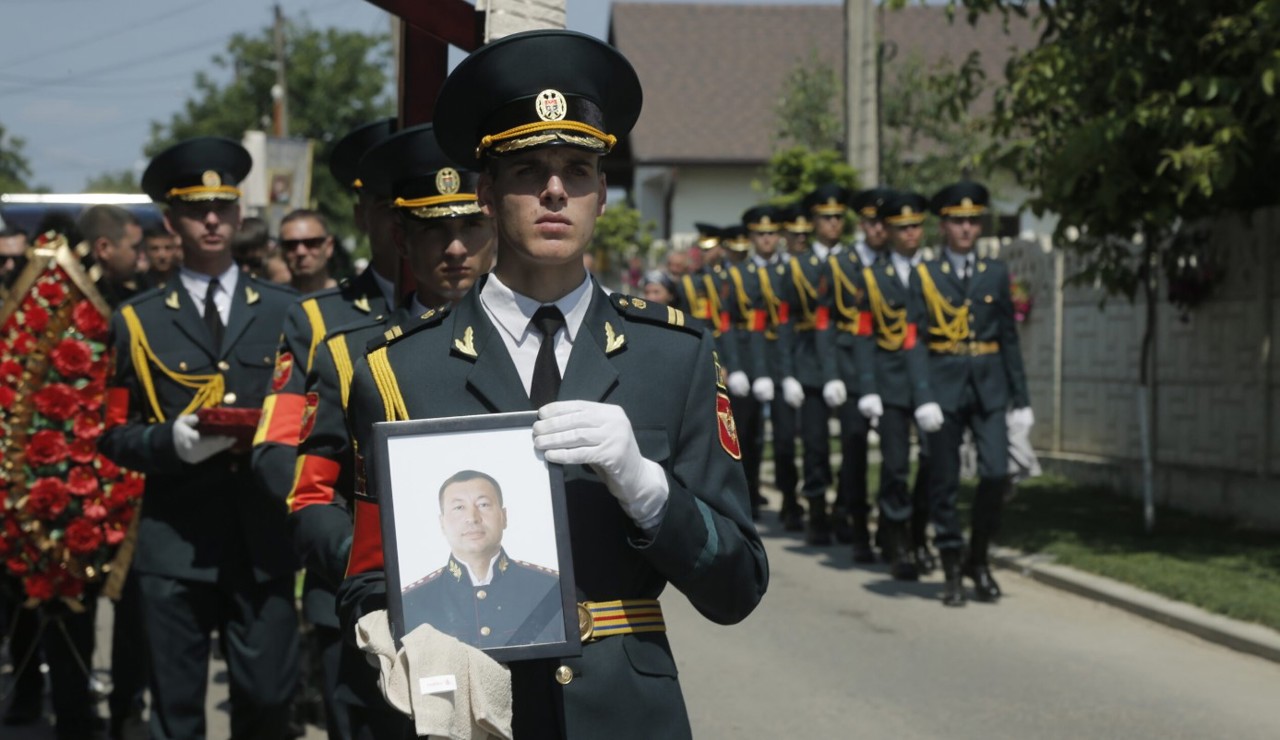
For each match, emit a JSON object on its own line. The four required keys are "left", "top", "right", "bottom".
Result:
{"left": 836, "top": 400, "right": 870, "bottom": 523}
{"left": 799, "top": 388, "right": 832, "bottom": 501}
{"left": 731, "top": 394, "right": 764, "bottom": 505}
{"left": 926, "top": 382, "right": 1009, "bottom": 552}
{"left": 768, "top": 395, "right": 798, "bottom": 501}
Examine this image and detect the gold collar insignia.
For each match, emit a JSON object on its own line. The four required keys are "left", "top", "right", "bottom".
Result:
{"left": 165, "top": 291, "right": 181, "bottom": 310}
{"left": 245, "top": 286, "right": 260, "bottom": 305}
{"left": 605, "top": 321, "right": 626, "bottom": 354}
{"left": 453, "top": 326, "right": 477, "bottom": 357}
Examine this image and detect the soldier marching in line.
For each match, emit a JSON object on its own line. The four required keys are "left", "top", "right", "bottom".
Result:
{"left": 743, "top": 205, "right": 806, "bottom": 531}
{"left": 850, "top": 191, "right": 938, "bottom": 580}
{"left": 288, "top": 122, "right": 497, "bottom": 739}
{"left": 907, "top": 181, "right": 1033, "bottom": 606}
{"left": 674, "top": 223, "right": 741, "bottom": 382}
{"left": 249, "top": 118, "right": 400, "bottom": 740}
{"left": 99, "top": 137, "right": 301, "bottom": 738}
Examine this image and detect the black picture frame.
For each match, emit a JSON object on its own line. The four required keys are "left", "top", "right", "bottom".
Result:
{"left": 371, "top": 410, "right": 581, "bottom": 663}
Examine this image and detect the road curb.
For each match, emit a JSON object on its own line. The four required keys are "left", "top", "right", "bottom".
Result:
{"left": 991, "top": 547, "right": 1280, "bottom": 664}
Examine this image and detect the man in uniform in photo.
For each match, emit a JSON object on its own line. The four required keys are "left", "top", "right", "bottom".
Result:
{"left": 908, "top": 181, "right": 1033, "bottom": 606}
{"left": 401, "top": 470, "right": 562, "bottom": 649}
{"left": 335, "top": 30, "right": 768, "bottom": 739}
{"left": 99, "top": 136, "right": 301, "bottom": 738}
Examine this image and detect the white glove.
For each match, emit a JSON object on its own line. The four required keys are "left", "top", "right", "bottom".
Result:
{"left": 782, "top": 377, "right": 805, "bottom": 409}
{"left": 172, "top": 414, "right": 235, "bottom": 465}
{"left": 821, "top": 379, "right": 847, "bottom": 408}
{"left": 1008, "top": 406, "right": 1035, "bottom": 431}
{"left": 752, "top": 376, "right": 775, "bottom": 403}
{"left": 857, "top": 394, "right": 883, "bottom": 420}
{"left": 533, "top": 401, "right": 669, "bottom": 529}
{"left": 726, "top": 370, "right": 751, "bottom": 398}
{"left": 914, "top": 402, "right": 944, "bottom": 434}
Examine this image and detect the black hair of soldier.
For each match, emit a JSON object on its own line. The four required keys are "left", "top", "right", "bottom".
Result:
{"left": 438, "top": 469, "right": 505, "bottom": 508}
{"left": 77, "top": 204, "right": 139, "bottom": 247}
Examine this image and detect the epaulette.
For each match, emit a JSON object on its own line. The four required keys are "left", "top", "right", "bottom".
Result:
{"left": 321, "top": 313, "right": 389, "bottom": 343}
{"left": 366, "top": 305, "right": 451, "bottom": 353}
{"left": 117, "top": 283, "right": 168, "bottom": 310}
{"left": 512, "top": 559, "right": 559, "bottom": 577}
{"left": 246, "top": 274, "right": 297, "bottom": 295}
{"left": 610, "top": 294, "right": 702, "bottom": 337}
{"left": 402, "top": 566, "right": 445, "bottom": 591}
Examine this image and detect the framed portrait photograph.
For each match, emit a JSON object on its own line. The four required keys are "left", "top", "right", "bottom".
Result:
{"left": 371, "top": 411, "right": 581, "bottom": 663}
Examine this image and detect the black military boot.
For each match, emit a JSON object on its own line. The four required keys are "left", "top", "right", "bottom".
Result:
{"left": 939, "top": 549, "right": 967, "bottom": 607}
{"left": 914, "top": 542, "right": 937, "bottom": 575}
{"left": 831, "top": 504, "right": 854, "bottom": 544}
{"left": 964, "top": 535, "right": 1002, "bottom": 602}
{"left": 884, "top": 521, "right": 919, "bottom": 581}
{"left": 849, "top": 514, "right": 875, "bottom": 563}
{"left": 779, "top": 497, "right": 805, "bottom": 532}
{"left": 804, "top": 501, "right": 832, "bottom": 546}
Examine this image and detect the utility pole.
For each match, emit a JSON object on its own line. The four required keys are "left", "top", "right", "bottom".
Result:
{"left": 845, "top": 0, "right": 878, "bottom": 184}
{"left": 273, "top": 3, "right": 289, "bottom": 137}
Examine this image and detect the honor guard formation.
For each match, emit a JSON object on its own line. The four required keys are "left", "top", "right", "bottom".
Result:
{"left": 0, "top": 25, "right": 1036, "bottom": 740}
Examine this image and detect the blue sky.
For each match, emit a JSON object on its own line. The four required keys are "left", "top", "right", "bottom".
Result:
{"left": 0, "top": 0, "right": 837, "bottom": 192}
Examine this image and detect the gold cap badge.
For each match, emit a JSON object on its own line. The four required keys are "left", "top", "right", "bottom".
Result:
{"left": 202, "top": 170, "right": 222, "bottom": 188}
{"left": 535, "top": 89, "right": 568, "bottom": 122}
{"left": 961, "top": 197, "right": 973, "bottom": 208}
{"left": 903, "top": 206, "right": 915, "bottom": 216}
{"left": 435, "top": 167, "right": 461, "bottom": 195}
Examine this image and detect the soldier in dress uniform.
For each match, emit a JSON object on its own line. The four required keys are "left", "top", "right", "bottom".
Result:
{"left": 290, "top": 121, "right": 496, "bottom": 740}
{"left": 334, "top": 30, "right": 768, "bottom": 739}
{"left": 851, "top": 191, "right": 936, "bottom": 580}
{"left": 249, "top": 118, "right": 398, "bottom": 740}
{"left": 98, "top": 137, "right": 301, "bottom": 738}
{"left": 401, "top": 470, "right": 562, "bottom": 648}
{"left": 908, "top": 181, "right": 1032, "bottom": 606}
{"left": 719, "top": 225, "right": 773, "bottom": 519}
{"left": 743, "top": 205, "right": 805, "bottom": 529}
{"left": 781, "top": 204, "right": 813, "bottom": 256}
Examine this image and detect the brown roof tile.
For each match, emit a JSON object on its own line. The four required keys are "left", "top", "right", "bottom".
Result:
{"left": 609, "top": 2, "right": 1037, "bottom": 164}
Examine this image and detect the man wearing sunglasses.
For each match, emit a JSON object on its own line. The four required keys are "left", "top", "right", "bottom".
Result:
{"left": 280, "top": 209, "right": 338, "bottom": 294}
{"left": 908, "top": 181, "right": 1032, "bottom": 607}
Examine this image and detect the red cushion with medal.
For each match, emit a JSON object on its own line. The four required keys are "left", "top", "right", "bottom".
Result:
{"left": 196, "top": 407, "right": 261, "bottom": 453}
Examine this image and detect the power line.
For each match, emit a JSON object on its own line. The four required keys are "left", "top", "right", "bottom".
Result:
{"left": 0, "top": 0, "right": 206, "bottom": 70}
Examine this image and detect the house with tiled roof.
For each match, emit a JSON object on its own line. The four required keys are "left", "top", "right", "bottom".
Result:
{"left": 607, "top": 2, "right": 1037, "bottom": 241}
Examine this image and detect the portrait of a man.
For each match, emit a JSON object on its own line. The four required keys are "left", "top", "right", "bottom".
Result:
{"left": 400, "top": 469, "right": 565, "bottom": 649}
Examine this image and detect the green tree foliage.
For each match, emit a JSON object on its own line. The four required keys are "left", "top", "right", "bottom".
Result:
{"left": 764, "top": 147, "right": 859, "bottom": 204}
{"left": 950, "top": 0, "right": 1280, "bottom": 301}
{"left": 881, "top": 53, "right": 991, "bottom": 199}
{"left": 774, "top": 50, "right": 844, "bottom": 151}
{"left": 590, "top": 202, "right": 654, "bottom": 273}
{"left": 83, "top": 169, "right": 140, "bottom": 194}
{"left": 0, "top": 123, "right": 33, "bottom": 193}
{"left": 148, "top": 20, "right": 393, "bottom": 241}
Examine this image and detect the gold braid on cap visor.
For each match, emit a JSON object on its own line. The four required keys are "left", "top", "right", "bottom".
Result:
{"left": 165, "top": 185, "right": 242, "bottom": 201}
{"left": 885, "top": 213, "right": 926, "bottom": 226}
{"left": 393, "top": 193, "right": 482, "bottom": 219}
{"left": 939, "top": 204, "right": 988, "bottom": 217}
{"left": 476, "top": 120, "right": 617, "bottom": 158}
{"left": 697, "top": 237, "right": 720, "bottom": 250}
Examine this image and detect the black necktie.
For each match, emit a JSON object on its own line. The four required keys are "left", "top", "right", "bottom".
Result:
{"left": 529, "top": 305, "right": 565, "bottom": 408}
{"left": 204, "top": 277, "right": 224, "bottom": 348}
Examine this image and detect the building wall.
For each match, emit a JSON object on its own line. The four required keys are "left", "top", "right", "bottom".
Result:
{"left": 634, "top": 163, "right": 765, "bottom": 244}
{"left": 998, "top": 207, "right": 1280, "bottom": 529}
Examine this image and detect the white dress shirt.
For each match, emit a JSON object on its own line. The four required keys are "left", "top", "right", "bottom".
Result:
{"left": 890, "top": 251, "right": 923, "bottom": 288}
{"left": 180, "top": 263, "right": 239, "bottom": 325}
{"left": 854, "top": 240, "right": 879, "bottom": 267}
{"left": 478, "top": 272, "right": 593, "bottom": 395}
{"left": 810, "top": 240, "right": 843, "bottom": 261}
{"left": 945, "top": 248, "right": 976, "bottom": 281}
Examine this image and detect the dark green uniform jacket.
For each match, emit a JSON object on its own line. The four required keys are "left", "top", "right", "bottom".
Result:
{"left": 856, "top": 258, "right": 931, "bottom": 410}
{"left": 335, "top": 278, "right": 768, "bottom": 740}
{"left": 100, "top": 275, "right": 297, "bottom": 583}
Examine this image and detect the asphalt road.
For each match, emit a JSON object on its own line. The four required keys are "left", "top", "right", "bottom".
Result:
{"left": 6, "top": 489, "right": 1280, "bottom": 739}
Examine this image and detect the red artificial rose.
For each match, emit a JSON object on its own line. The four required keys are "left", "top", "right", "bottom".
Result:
{"left": 67, "top": 466, "right": 100, "bottom": 497}
{"left": 26, "top": 430, "right": 70, "bottom": 467}
{"left": 57, "top": 577, "right": 84, "bottom": 599}
{"left": 72, "top": 300, "right": 108, "bottom": 340}
{"left": 37, "top": 280, "right": 67, "bottom": 306}
{"left": 24, "top": 305, "right": 50, "bottom": 333}
{"left": 32, "top": 383, "right": 80, "bottom": 421}
{"left": 0, "top": 386, "right": 14, "bottom": 411}
{"left": 6, "top": 557, "right": 29, "bottom": 576}
{"left": 26, "top": 477, "right": 70, "bottom": 518}
{"left": 69, "top": 439, "right": 97, "bottom": 464}
{"left": 22, "top": 573, "right": 55, "bottom": 601}
{"left": 82, "top": 500, "right": 108, "bottom": 522}
{"left": 108, "top": 472, "right": 141, "bottom": 502}
{"left": 72, "top": 413, "right": 102, "bottom": 441}
{"left": 64, "top": 518, "right": 103, "bottom": 555}
{"left": 0, "top": 359, "right": 22, "bottom": 382}
{"left": 97, "top": 456, "right": 121, "bottom": 481}
{"left": 50, "top": 338, "right": 94, "bottom": 378}
{"left": 78, "top": 378, "right": 105, "bottom": 411}
{"left": 105, "top": 526, "right": 125, "bottom": 546}
{"left": 12, "top": 332, "right": 36, "bottom": 355}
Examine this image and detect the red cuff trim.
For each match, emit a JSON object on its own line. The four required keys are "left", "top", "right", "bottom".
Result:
{"left": 347, "top": 499, "right": 385, "bottom": 576}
